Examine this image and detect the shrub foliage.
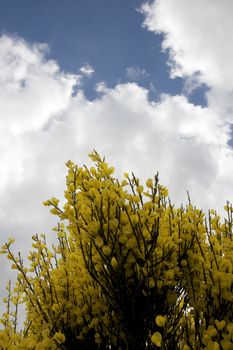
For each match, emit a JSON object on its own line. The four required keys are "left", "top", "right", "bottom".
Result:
{"left": 0, "top": 151, "right": 233, "bottom": 349}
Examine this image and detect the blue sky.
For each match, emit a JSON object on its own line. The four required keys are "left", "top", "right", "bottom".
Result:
{"left": 0, "top": 0, "right": 233, "bottom": 307}
{"left": 0, "top": 0, "right": 206, "bottom": 104}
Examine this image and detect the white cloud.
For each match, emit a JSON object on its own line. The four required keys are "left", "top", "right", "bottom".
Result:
{"left": 139, "top": 0, "right": 233, "bottom": 207}
{"left": 141, "top": 0, "right": 233, "bottom": 119}
{"left": 126, "top": 66, "right": 149, "bottom": 82}
{"left": 12, "top": 81, "right": 232, "bottom": 211}
{"left": 79, "top": 63, "right": 95, "bottom": 77}
{"left": 95, "top": 81, "right": 109, "bottom": 93}
{"left": 0, "top": 35, "right": 80, "bottom": 198}
{"left": 0, "top": 35, "right": 80, "bottom": 134}
{"left": 141, "top": 0, "right": 233, "bottom": 88}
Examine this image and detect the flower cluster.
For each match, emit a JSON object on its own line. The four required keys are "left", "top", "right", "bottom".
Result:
{"left": 0, "top": 151, "right": 232, "bottom": 349}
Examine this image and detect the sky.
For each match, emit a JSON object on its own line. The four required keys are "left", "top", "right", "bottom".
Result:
{"left": 1, "top": 0, "right": 233, "bottom": 306}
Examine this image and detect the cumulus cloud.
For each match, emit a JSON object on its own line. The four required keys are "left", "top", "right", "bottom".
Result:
{"left": 0, "top": 35, "right": 80, "bottom": 133}
{"left": 141, "top": 0, "right": 233, "bottom": 88}
{"left": 11, "top": 81, "right": 232, "bottom": 216}
{"left": 0, "top": 34, "right": 79, "bottom": 246}
{"left": 95, "top": 81, "right": 109, "bottom": 94}
{"left": 141, "top": 0, "right": 233, "bottom": 117}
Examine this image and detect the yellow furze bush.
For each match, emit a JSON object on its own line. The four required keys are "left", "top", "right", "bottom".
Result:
{"left": 0, "top": 150, "right": 232, "bottom": 349}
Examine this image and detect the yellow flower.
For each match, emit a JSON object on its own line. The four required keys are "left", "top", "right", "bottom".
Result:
{"left": 111, "top": 257, "right": 118, "bottom": 269}
{"left": 155, "top": 315, "right": 166, "bottom": 328}
{"left": 102, "top": 245, "right": 111, "bottom": 256}
{"left": 8, "top": 237, "right": 15, "bottom": 245}
{"left": 77, "top": 316, "right": 84, "bottom": 326}
{"left": 126, "top": 237, "right": 137, "bottom": 249}
{"left": 207, "top": 325, "right": 217, "bottom": 338}
{"left": 227, "top": 323, "right": 233, "bottom": 335}
{"left": 151, "top": 332, "right": 162, "bottom": 347}
{"left": 149, "top": 278, "right": 155, "bottom": 288}
{"left": 136, "top": 185, "right": 144, "bottom": 194}
{"left": 220, "top": 339, "right": 233, "bottom": 350}
{"left": 207, "top": 341, "right": 220, "bottom": 350}
{"left": 215, "top": 319, "right": 226, "bottom": 331}
{"left": 53, "top": 332, "right": 65, "bottom": 344}
{"left": 157, "top": 280, "right": 163, "bottom": 290}
{"left": 181, "top": 259, "right": 187, "bottom": 267}
{"left": 146, "top": 178, "right": 153, "bottom": 188}
{"left": 121, "top": 179, "right": 128, "bottom": 186}
{"left": 95, "top": 236, "right": 104, "bottom": 248}
{"left": 95, "top": 332, "right": 102, "bottom": 345}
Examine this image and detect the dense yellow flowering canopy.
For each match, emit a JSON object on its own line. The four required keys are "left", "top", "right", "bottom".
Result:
{"left": 0, "top": 150, "right": 233, "bottom": 349}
